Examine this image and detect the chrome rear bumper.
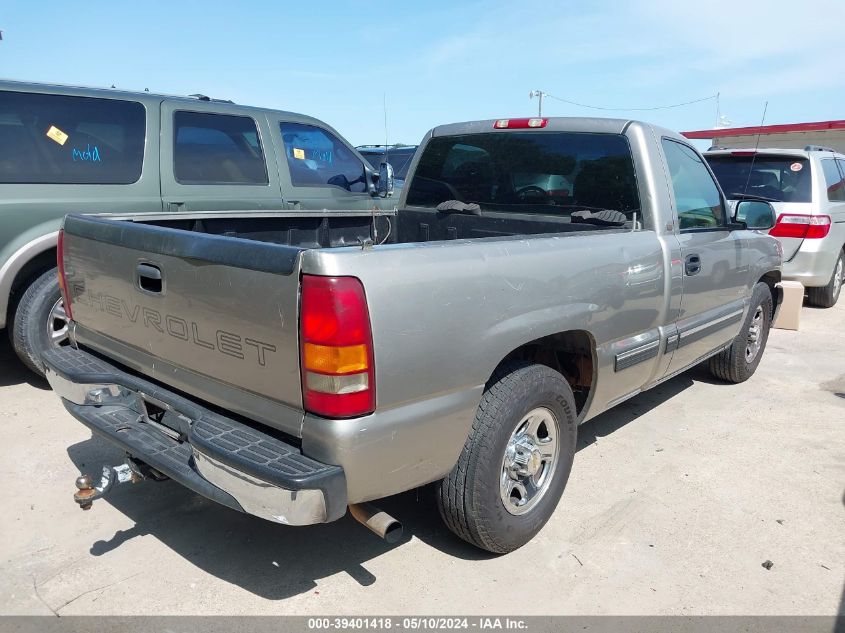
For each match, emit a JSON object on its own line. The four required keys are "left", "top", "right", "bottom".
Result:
{"left": 43, "top": 347, "right": 347, "bottom": 526}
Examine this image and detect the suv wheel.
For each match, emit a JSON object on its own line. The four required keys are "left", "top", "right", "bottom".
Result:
{"left": 9, "top": 268, "right": 69, "bottom": 377}
{"left": 709, "top": 282, "right": 773, "bottom": 384}
{"left": 807, "top": 250, "right": 844, "bottom": 308}
{"left": 437, "top": 361, "right": 577, "bottom": 553}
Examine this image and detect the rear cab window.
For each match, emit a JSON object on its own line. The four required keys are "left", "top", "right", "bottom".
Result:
{"left": 404, "top": 131, "right": 640, "bottom": 223}
{"left": 173, "top": 111, "right": 268, "bottom": 185}
{"left": 0, "top": 90, "right": 145, "bottom": 184}
{"left": 279, "top": 122, "right": 367, "bottom": 193}
{"left": 707, "top": 154, "right": 812, "bottom": 203}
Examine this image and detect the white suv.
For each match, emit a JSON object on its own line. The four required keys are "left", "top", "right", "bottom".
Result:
{"left": 706, "top": 147, "right": 845, "bottom": 307}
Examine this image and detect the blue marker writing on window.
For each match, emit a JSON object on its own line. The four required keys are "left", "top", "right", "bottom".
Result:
{"left": 72, "top": 144, "right": 102, "bottom": 162}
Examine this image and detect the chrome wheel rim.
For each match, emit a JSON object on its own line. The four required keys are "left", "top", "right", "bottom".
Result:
{"left": 500, "top": 407, "right": 560, "bottom": 516}
{"left": 745, "top": 304, "right": 764, "bottom": 363}
{"left": 47, "top": 298, "right": 69, "bottom": 348}
{"left": 833, "top": 257, "right": 843, "bottom": 300}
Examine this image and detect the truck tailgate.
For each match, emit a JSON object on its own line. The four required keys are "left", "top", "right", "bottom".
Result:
{"left": 61, "top": 215, "right": 306, "bottom": 436}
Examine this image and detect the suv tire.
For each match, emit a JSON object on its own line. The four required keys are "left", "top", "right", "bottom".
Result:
{"left": 709, "top": 282, "right": 773, "bottom": 384}
{"left": 10, "top": 268, "right": 69, "bottom": 377}
{"left": 437, "top": 361, "right": 577, "bottom": 553}
{"left": 807, "top": 250, "right": 843, "bottom": 309}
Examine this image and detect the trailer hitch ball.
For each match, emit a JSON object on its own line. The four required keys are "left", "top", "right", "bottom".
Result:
{"left": 72, "top": 463, "right": 143, "bottom": 510}
{"left": 74, "top": 474, "right": 97, "bottom": 510}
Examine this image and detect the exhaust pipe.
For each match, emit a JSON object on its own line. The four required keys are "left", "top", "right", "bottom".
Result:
{"left": 348, "top": 503, "right": 403, "bottom": 543}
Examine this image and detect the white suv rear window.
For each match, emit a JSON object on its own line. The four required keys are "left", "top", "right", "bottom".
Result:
{"left": 707, "top": 155, "right": 811, "bottom": 203}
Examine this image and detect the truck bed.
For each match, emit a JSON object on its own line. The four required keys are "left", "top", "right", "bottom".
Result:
{"left": 61, "top": 210, "right": 624, "bottom": 438}
{"left": 142, "top": 207, "right": 625, "bottom": 247}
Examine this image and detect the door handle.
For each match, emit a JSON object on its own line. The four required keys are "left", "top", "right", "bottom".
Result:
{"left": 685, "top": 254, "right": 701, "bottom": 276}
{"left": 136, "top": 263, "right": 163, "bottom": 294}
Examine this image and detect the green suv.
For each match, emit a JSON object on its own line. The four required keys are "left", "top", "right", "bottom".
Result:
{"left": 0, "top": 80, "right": 388, "bottom": 376}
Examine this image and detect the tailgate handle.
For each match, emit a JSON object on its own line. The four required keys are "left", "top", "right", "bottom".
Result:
{"left": 136, "top": 263, "right": 163, "bottom": 294}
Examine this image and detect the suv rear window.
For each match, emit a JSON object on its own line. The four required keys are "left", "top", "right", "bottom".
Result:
{"left": 0, "top": 90, "right": 145, "bottom": 185}
{"left": 174, "top": 111, "right": 268, "bottom": 185}
{"left": 707, "top": 155, "right": 811, "bottom": 203}
{"left": 404, "top": 132, "right": 640, "bottom": 218}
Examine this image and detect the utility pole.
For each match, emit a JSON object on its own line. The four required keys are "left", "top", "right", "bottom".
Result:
{"left": 529, "top": 90, "right": 546, "bottom": 117}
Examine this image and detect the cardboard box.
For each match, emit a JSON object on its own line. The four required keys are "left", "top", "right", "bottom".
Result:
{"left": 773, "top": 281, "right": 803, "bottom": 330}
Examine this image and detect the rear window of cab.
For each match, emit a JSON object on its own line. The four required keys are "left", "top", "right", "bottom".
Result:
{"left": 405, "top": 131, "right": 640, "bottom": 218}
{"left": 0, "top": 90, "right": 145, "bottom": 185}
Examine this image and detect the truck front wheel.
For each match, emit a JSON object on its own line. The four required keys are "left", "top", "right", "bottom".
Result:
{"left": 9, "top": 268, "right": 69, "bottom": 377}
{"left": 437, "top": 361, "right": 577, "bottom": 553}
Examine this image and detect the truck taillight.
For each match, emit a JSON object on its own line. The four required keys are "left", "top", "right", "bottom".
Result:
{"left": 300, "top": 275, "right": 375, "bottom": 418}
{"left": 56, "top": 229, "right": 73, "bottom": 320}
{"left": 768, "top": 214, "right": 831, "bottom": 239}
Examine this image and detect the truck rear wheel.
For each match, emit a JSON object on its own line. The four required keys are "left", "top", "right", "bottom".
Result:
{"left": 437, "top": 361, "right": 577, "bottom": 553}
{"left": 9, "top": 268, "right": 69, "bottom": 377}
{"left": 708, "top": 282, "right": 773, "bottom": 384}
{"left": 806, "top": 250, "right": 843, "bottom": 308}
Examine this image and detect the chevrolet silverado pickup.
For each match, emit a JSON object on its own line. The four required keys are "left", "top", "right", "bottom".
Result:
{"left": 44, "top": 116, "right": 783, "bottom": 553}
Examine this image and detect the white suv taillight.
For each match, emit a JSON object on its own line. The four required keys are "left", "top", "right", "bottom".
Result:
{"left": 768, "top": 214, "right": 831, "bottom": 239}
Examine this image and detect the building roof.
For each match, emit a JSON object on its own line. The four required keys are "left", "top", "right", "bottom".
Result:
{"left": 682, "top": 120, "right": 845, "bottom": 140}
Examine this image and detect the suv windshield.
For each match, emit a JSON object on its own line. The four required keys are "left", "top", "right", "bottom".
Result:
{"left": 707, "top": 155, "right": 812, "bottom": 203}
{"left": 360, "top": 147, "right": 416, "bottom": 180}
{"left": 404, "top": 132, "right": 640, "bottom": 217}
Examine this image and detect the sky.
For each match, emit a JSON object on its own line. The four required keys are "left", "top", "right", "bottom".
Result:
{"left": 2, "top": 0, "right": 844, "bottom": 148}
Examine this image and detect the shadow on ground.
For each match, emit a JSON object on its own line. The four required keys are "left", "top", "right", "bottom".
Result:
{"left": 0, "top": 335, "right": 50, "bottom": 390}
{"left": 63, "top": 366, "right": 705, "bottom": 601}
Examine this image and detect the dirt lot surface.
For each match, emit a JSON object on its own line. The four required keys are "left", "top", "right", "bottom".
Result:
{"left": 1, "top": 303, "right": 843, "bottom": 616}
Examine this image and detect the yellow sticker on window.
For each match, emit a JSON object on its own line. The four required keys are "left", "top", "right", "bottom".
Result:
{"left": 46, "top": 125, "right": 69, "bottom": 146}
{"left": 293, "top": 148, "right": 305, "bottom": 160}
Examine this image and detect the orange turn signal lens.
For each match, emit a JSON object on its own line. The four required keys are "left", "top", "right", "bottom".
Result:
{"left": 303, "top": 343, "right": 368, "bottom": 375}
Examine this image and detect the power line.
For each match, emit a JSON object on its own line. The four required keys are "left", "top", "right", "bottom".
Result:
{"left": 542, "top": 92, "right": 719, "bottom": 112}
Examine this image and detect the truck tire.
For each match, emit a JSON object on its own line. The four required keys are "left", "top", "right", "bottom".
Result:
{"left": 437, "top": 361, "right": 577, "bottom": 553}
{"left": 708, "top": 282, "right": 773, "bottom": 384}
{"left": 806, "top": 250, "right": 843, "bottom": 309}
{"left": 9, "top": 268, "right": 69, "bottom": 377}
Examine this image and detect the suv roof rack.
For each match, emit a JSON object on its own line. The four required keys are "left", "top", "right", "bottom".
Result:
{"left": 188, "top": 93, "right": 235, "bottom": 104}
{"left": 804, "top": 145, "right": 837, "bottom": 152}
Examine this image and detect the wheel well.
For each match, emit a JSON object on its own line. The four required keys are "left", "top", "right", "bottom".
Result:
{"left": 6, "top": 248, "right": 57, "bottom": 321}
{"left": 498, "top": 330, "right": 595, "bottom": 415}
{"left": 759, "top": 270, "right": 781, "bottom": 306}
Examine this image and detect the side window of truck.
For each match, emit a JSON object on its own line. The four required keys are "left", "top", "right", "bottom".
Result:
{"left": 821, "top": 159, "right": 845, "bottom": 202}
{"left": 279, "top": 122, "right": 367, "bottom": 193}
{"left": 0, "top": 90, "right": 145, "bottom": 185}
{"left": 173, "top": 111, "right": 268, "bottom": 185}
{"left": 662, "top": 139, "right": 726, "bottom": 230}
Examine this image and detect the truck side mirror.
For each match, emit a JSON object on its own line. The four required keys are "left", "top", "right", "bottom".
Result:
{"left": 376, "top": 162, "right": 395, "bottom": 198}
{"left": 735, "top": 199, "right": 776, "bottom": 230}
